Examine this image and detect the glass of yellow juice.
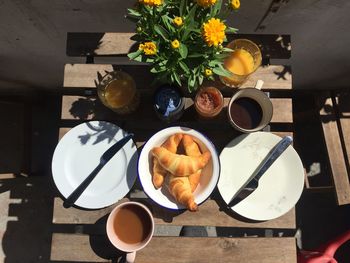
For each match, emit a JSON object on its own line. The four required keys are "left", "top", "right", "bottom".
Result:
{"left": 220, "top": 39, "right": 262, "bottom": 88}
{"left": 97, "top": 70, "right": 140, "bottom": 114}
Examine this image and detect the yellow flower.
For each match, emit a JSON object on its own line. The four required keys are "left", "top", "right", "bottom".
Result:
{"left": 171, "top": 39, "right": 180, "bottom": 49}
{"left": 139, "top": 42, "right": 157, "bottom": 55}
{"left": 231, "top": 0, "right": 240, "bottom": 9}
{"left": 173, "top": 17, "right": 183, "bottom": 27}
{"left": 196, "top": 0, "right": 217, "bottom": 8}
{"left": 202, "top": 18, "right": 226, "bottom": 47}
{"left": 205, "top": 69, "right": 213, "bottom": 77}
{"left": 139, "top": 0, "right": 163, "bottom": 7}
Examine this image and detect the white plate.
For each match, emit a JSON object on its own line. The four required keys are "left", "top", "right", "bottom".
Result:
{"left": 52, "top": 121, "right": 138, "bottom": 209}
{"left": 218, "top": 132, "right": 304, "bottom": 221}
{"left": 138, "top": 127, "right": 220, "bottom": 210}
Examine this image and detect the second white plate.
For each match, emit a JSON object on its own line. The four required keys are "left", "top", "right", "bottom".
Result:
{"left": 218, "top": 132, "right": 304, "bottom": 221}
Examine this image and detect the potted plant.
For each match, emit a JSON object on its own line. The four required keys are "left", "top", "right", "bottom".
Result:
{"left": 127, "top": 0, "right": 240, "bottom": 93}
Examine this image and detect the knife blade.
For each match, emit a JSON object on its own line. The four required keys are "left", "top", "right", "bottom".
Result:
{"left": 227, "top": 136, "right": 293, "bottom": 207}
{"left": 63, "top": 133, "right": 134, "bottom": 208}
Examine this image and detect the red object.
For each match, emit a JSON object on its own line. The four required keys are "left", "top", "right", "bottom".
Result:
{"left": 298, "top": 230, "right": 350, "bottom": 263}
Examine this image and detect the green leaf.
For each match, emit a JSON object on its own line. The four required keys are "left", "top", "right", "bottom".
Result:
{"left": 222, "top": 47, "right": 234, "bottom": 52}
{"left": 134, "top": 55, "right": 155, "bottom": 63}
{"left": 211, "top": 0, "right": 222, "bottom": 17}
{"left": 172, "top": 72, "right": 182, "bottom": 86}
{"left": 178, "top": 43, "right": 188, "bottom": 58}
{"left": 150, "top": 59, "right": 168, "bottom": 72}
{"left": 187, "top": 4, "right": 197, "bottom": 21}
{"left": 226, "top": 27, "right": 239, "bottom": 33}
{"left": 127, "top": 49, "right": 142, "bottom": 60}
{"left": 198, "top": 74, "right": 204, "bottom": 85}
{"left": 127, "top": 8, "right": 142, "bottom": 17}
{"left": 154, "top": 25, "right": 169, "bottom": 40}
{"left": 188, "top": 53, "right": 205, "bottom": 58}
{"left": 179, "top": 61, "right": 190, "bottom": 74}
{"left": 161, "top": 15, "right": 175, "bottom": 34}
{"left": 209, "top": 59, "right": 222, "bottom": 67}
{"left": 213, "top": 65, "right": 233, "bottom": 77}
{"left": 188, "top": 74, "right": 196, "bottom": 89}
{"left": 180, "top": 0, "right": 187, "bottom": 17}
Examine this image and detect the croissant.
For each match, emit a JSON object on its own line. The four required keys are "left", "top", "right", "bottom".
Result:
{"left": 152, "top": 133, "right": 183, "bottom": 189}
{"left": 152, "top": 147, "right": 211, "bottom": 177}
{"left": 182, "top": 134, "right": 202, "bottom": 192}
{"left": 167, "top": 176, "right": 198, "bottom": 211}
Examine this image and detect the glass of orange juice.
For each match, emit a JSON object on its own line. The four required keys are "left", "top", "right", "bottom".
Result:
{"left": 97, "top": 70, "right": 140, "bottom": 114}
{"left": 220, "top": 39, "right": 262, "bottom": 88}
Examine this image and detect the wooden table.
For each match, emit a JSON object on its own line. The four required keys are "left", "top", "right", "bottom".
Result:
{"left": 51, "top": 33, "right": 298, "bottom": 262}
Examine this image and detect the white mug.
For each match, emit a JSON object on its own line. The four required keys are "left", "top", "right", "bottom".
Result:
{"left": 106, "top": 201, "right": 154, "bottom": 263}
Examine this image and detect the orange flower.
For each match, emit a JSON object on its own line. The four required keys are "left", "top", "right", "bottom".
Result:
{"left": 231, "top": 0, "right": 240, "bottom": 9}
{"left": 196, "top": 0, "right": 217, "bottom": 8}
{"left": 205, "top": 69, "right": 213, "bottom": 76}
{"left": 202, "top": 18, "right": 226, "bottom": 47}
{"left": 173, "top": 17, "right": 183, "bottom": 27}
{"left": 139, "top": 0, "right": 163, "bottom": 7}
{"left": 171, "top": 39, "right": 180, "bottom": 49}
{"left": 139, "top": 42, "right": 157, "bottom": 55}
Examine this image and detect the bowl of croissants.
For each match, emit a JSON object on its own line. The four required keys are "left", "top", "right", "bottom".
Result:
{"left": 138, "top": 127, "right": 220, "bottom": 211}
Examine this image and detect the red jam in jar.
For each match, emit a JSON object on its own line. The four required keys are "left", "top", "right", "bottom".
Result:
{"left": 194, "top": 87, "right": 224, "bottom": 118}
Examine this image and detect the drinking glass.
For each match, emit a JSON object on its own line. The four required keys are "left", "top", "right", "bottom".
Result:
{"left": 97, "top": 70, "right": 140, "bottom": 114}
{"left": 220, "top": 39, "right": 262, "bottom": 88}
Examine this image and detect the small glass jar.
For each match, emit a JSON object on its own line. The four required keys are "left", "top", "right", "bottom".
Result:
{"left": 153, "top": 85, "right": 185, "bottom": 122}
{"left": 97, "top": 70, "right": 140, "bottom": 114}
{"left": 194, "top": 86, "right": 224, "bottom": 118}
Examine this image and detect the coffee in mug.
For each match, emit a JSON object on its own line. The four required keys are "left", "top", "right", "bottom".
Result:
{"left": 227, "top": 81, "right": 273, "bottom": 133}
{"left": 106, "top": 201, "right": 154, "bottom": 263}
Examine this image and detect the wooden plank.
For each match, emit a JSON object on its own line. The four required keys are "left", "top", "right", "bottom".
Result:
{"left": 319, "top": 97, "right": 350, "bottom": 205}
{"left": 63, "top": 64, "right": 292, "bottom": 90}
{"left": 51, "top": 233, "right": 105, "bottom": 262}
{"left": 53, "top": 198, "right": 295, "bottom": 229}
{"left": 67, "top": 32, "right": 291, "bottom": 59}
{"left": 137, "top": 237, "right": 296, "bottom": 263}
{"left": 335, "top": 91, "right": 350, "bottom": 167}
{"left": 51, "top": 233, "right": 296, "bottom": 263}
{"left": 59, "top": 129, "right": 293, "bottom": 144}
{"left": 61, "top": 94, "right": 292, "bottom": 124}
{"left": 270, "top": 98, "right": 293, "bottom": 123}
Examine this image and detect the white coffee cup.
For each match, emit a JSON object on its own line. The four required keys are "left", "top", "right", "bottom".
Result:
{"left": 106, "top": 201, "right": 154, "bottom": 263}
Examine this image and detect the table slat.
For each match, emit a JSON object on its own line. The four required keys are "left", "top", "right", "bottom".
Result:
{"left": 67, "top": 32, "right": 291, "bottom": 59}
{"left": 319, "top": 97, "right": 350, "bottom": 205}
{"left": 53, "top": 198, "right": 295, "bottom": 229}
{"left": 335, "top": 91, "right": 350, "bottom": 167}
{"left": 61, "top": 95, "right": 292, "bottom": 124}
{"left": 63, "top": 64, "right": 292, "bottom": 90}
{"left": 51, "top": 233, "right": 296, "bottom": 263}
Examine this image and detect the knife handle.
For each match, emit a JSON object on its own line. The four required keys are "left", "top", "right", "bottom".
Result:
{"left": 63, "top": 163, "right": 103, "bottom": 208}
{"left": 252, "top": 136, "right": 293, "bottom": 183}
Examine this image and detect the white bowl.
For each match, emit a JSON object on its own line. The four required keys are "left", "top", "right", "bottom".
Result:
{"left": 138, "top": 126, "right": 220, "bottom": 210}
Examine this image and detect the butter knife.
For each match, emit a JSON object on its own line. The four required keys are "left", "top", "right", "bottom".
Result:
{"left": 227, "top": 136, "right": 293, "bottom": 207}
{"left": 63, "top": 133, "right": 134, "bottom": 208}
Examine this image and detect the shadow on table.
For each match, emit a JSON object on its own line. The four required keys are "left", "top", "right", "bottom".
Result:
{"left": 1, "top": 175, "right": 55, "bottom": 263}
{"left": 211, "top": 188, "right": 265, "bottom": 224}
{"left": 89, "top": 215, "right": 126, "bottom": 263}
{"left": 69, "top": 96, "right": 121, "bottom": 121}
